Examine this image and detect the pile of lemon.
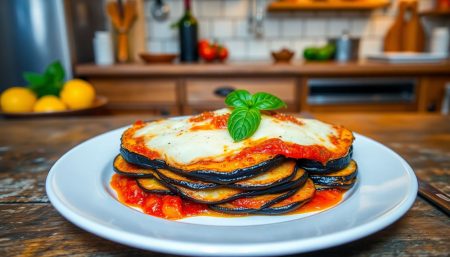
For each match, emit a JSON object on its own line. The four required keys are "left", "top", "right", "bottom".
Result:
{"left": 0, "top": 79, "right": 96, "bottom": 113}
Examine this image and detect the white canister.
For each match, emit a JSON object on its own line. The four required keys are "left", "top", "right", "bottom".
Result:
{"left": 431, "top": 27, "right": 449, "bottom": 55}
{"left": 93, "top": 31, "right": 114, "bottom": 65}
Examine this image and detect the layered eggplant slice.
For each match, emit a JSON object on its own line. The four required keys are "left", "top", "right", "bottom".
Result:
{"left": 121, "top": 147, "right": 286, "bottom": 184}
{"left": 137, "top": 177, "right": 173, "bottom": 195}
{"left": 210, "top": 170, "right": 309, "bottom": 213}
{"left": 315, "top": 177, "right": 357, "bottom": 190}
{"left": 298, "top": 147, "right": 353, "bottom": 174}
{"left": 154, "top": 167, "right": 308, "bottom": 204}
{"left": 309, "top": 160, "right": 358, "bottom": 185}
{"left": 210, "top": 189, "right": 299, "bottom": 214}
{"left": 113, "top": 154, "right": 154, "bottom": 178}
{"left": 256, "top": 179, "right": 316, "bottom": 214}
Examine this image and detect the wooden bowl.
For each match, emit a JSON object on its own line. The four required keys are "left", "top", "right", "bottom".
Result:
{"left": 0, "top": 96, "right": 108, "bottom": 118}
{"left": 139, "top": 53, "right": 177, "bottom": 64}
{"left": 271, "top": 48, "right": 295, "bottom": 63}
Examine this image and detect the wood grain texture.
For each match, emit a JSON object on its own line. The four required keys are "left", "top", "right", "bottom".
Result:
{"left": 0, "top": 114, "right": 449, "bottom": 256}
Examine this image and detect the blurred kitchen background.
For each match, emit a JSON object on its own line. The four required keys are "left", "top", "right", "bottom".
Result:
{"left": 0, "top": 0, "right": 449, "bottom": 115}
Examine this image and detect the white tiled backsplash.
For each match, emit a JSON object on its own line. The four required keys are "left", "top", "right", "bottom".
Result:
{"left": 144, "top": 0, "right": 450, "bottom": 61}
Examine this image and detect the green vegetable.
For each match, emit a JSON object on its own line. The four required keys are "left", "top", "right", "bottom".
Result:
{"left": 303, "top": 44, "right": 335, "bottom": 61}
{"left": 225, "top": 90, "right": 286, "bottom": 142}
{"left": 303, "top": 47, "right": 319, "bottom": 60}
{"left": 23, "top": 61, "right": 66, "bottom": 97}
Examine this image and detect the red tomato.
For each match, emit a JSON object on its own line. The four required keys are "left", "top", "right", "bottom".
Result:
{"left": 199, "top": 45, "right": 217, "bottom": 62}
{"left": 162, "top": 195, "right": 183, "bottom": 219}
{"left": 217, "top": 46, "right": 228, "bottom": 61}
{"left": 143, "top": 195, "right": 163, "bottom": 217}
{"left": 198, "top": 39, "right": 209, "bottom": 50}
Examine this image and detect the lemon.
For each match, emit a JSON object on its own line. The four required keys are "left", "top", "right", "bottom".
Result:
{"left": 60, "top": 79, "right": 96, "bottom": 110}
{"left": 0, "top": 87, "right": 37, "bottom": 113}
{"left": 33, "top": 95, "right": 67, "bottom": 112}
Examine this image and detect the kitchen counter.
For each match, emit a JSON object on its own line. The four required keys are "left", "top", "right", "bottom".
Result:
{"left": 0, "top": 113, "right": 449, "bottom": 256}
{"left": 75, "top": 61, "right": 450, "bottom": 115}
{"left": 76, "top": 60, "right": 450, "bottom": 77}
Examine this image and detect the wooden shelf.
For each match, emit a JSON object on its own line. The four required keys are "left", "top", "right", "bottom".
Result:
{"left": 267, "top": 0, "right": 390, "bottom": 11}
{"left": 419, "top": 9, "right": 450, "bottom": 16}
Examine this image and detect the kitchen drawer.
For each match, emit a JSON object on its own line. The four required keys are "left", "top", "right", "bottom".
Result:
{"left": 89, "top": 78, "right": 179, "bottom": 115}
{"left": 185, "top": 78, "right": 297, "bottom": 113}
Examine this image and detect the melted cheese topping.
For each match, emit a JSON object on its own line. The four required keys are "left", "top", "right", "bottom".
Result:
{"left": 122, "top": 109, "right": 353, "bottom": 169}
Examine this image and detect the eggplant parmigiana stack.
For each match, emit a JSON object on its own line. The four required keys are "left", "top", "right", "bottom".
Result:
{"left": 114, "top": 109, "right": 357, "bottom": 215}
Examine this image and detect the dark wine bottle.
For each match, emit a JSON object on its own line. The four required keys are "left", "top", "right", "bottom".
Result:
{"left": 179, "top": 0, "right": 198, "bottom": 62}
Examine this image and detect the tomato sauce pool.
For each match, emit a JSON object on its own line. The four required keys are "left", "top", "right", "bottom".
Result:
{"left": 110, "top": 174, "right": 344, "bottom": 220}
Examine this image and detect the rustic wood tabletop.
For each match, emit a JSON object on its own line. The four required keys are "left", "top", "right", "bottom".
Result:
{"left": 0, "top": 113, "right": 449, "bottom": 257}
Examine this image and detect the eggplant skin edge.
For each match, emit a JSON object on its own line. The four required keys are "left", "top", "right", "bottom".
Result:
{"left": 255, "top": 198, "right": 311, "bottom": 215}
{"left": 136, "top": 179, "right": 174, "bottom": 195}
{"left": 209, "top": 188, "right": 299, "bottom": 214}
{"left": 120, "top": 147, "right": 286, "bottom": 184}
{"left": 113, "top": 155, "right": 156, "bottom": 178}
{"left": 309, "top": 161, "right": 358, "bottom": 185}
{"left": 298, "top": 146, "right": 353, "bottom": 174}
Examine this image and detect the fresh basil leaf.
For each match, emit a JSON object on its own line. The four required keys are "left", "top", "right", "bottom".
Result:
{"left": 225, "top": 90, "right": 252, "bottom": 108}
{"left": 23, "top": 72, "right": 47, "bottom": 86}
{"left": 45, "top": 61, "right": 65, "bottom": 83}
{"left": 252, "top": 92, "right": 287, "bottom": 110}
{"left": 227, "top": 107, "right": 261, "bottom": 142}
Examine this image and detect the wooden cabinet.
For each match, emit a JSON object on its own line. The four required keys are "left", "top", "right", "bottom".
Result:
{"left": 184, "top": 78, "right": 297, "bottom": 114}
{"left": 88, "top": 78, "right": 180, "bottom": 115}
{"left": 76, "top": 63, "right": 450, "bottom": 115}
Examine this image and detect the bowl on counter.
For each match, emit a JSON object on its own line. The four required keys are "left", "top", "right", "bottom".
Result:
{"left": 139, "top": 53, "right": 177, "bottom": 64}
{"left": 271, "top": 48, "right": 295, "bottom": 63}
{"left": 0, "top": 96, "right": 108, "bottom": 118}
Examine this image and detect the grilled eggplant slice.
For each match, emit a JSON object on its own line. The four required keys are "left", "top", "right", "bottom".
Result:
{"left": 137, "top": 178, "right": 173, "bottom": 195}
{"left": 121, "top": 147, "right": 286, "bottom": 184}
{"left": 231, "top": 161, "right": 297, "bottom": 190}
{"left": 210, "top": 188, "right": 299, "bottom": 214}
{"left": 156, "top": 168, "right": 220, "bottom": 190}
{"left": 256, "top": 179, "right": 316, "bottom": 215}
{"left": 299, "top": 146, "right": 353, "bottom": 174}
{"left": 155, "top": 167, "right": 308, "bottom": 204}
{"left": 156, "top": 160, "right": 297, "bottom": 191}
{"left": 309, "top": 160, "right": 357, "bottom": 185}
{"left": 113, "top": 154, "right": 155, "bottom": 178}
{"left": 315, "top": 177, "right": 357, "bottom": 190}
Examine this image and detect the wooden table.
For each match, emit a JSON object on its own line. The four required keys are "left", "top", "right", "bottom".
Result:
{"left": 0, "top": 113, "right": 449, "bottom": 256}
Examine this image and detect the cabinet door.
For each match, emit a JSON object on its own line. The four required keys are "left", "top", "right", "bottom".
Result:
{"left": 185, "top": 78, "right": 297, "bottom": 114}
{"left": 89, "top": 78, "right": 179, "bottom": 115}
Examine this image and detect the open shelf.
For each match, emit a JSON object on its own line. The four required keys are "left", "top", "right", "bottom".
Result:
{"left": 267, "top": 0, "right": 390, "bottom": 11}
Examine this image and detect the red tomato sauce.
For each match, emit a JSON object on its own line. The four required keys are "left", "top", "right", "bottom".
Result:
{"left": 110, "top": 174, "right": 208, "bottom": 219}
{"left": 270, "top": 112, "right": 304, "bottom": 126}
{"left": 111, "top": 174, "right": 345, "bottom": 220}
{"left": 232, "top": 138, "right": 334, "bottom": 164}
{"left": 189, "top": 113, "right": 230, "bottom": 131}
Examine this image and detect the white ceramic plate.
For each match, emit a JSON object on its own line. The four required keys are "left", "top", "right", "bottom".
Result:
{"left": 46, "top": 127, "right": 417, "bottom": 256}
{"left": 367, "top": 52, "right": 448, "bottom": 63}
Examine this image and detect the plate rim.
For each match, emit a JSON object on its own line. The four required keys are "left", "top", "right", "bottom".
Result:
{"left": 46, "top": 127, "right": 418, "bottom": 256}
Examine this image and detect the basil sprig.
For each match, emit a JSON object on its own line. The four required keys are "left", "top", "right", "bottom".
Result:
{"left": 23, "top": 61, "right": 66, "bottom": 97}
{"left": 225, "top": 90, "right": 286, "bottom": 142}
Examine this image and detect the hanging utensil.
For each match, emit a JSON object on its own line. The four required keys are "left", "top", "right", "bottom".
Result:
{"left": 254, "top": 0, "right": 265, "bottom": 38}
{"left": 151, "top": 0, "right": 170, "bottom": 21}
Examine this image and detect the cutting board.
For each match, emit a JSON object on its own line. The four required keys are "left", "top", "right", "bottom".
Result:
{"left": 402, "top": 1, "right": 425, "bottom": 52}
{"left": 384, "top": 0, "right": 425, "bottom": 52}
{"left": 384, "top": 2, "right": 406, "bottom": 51}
